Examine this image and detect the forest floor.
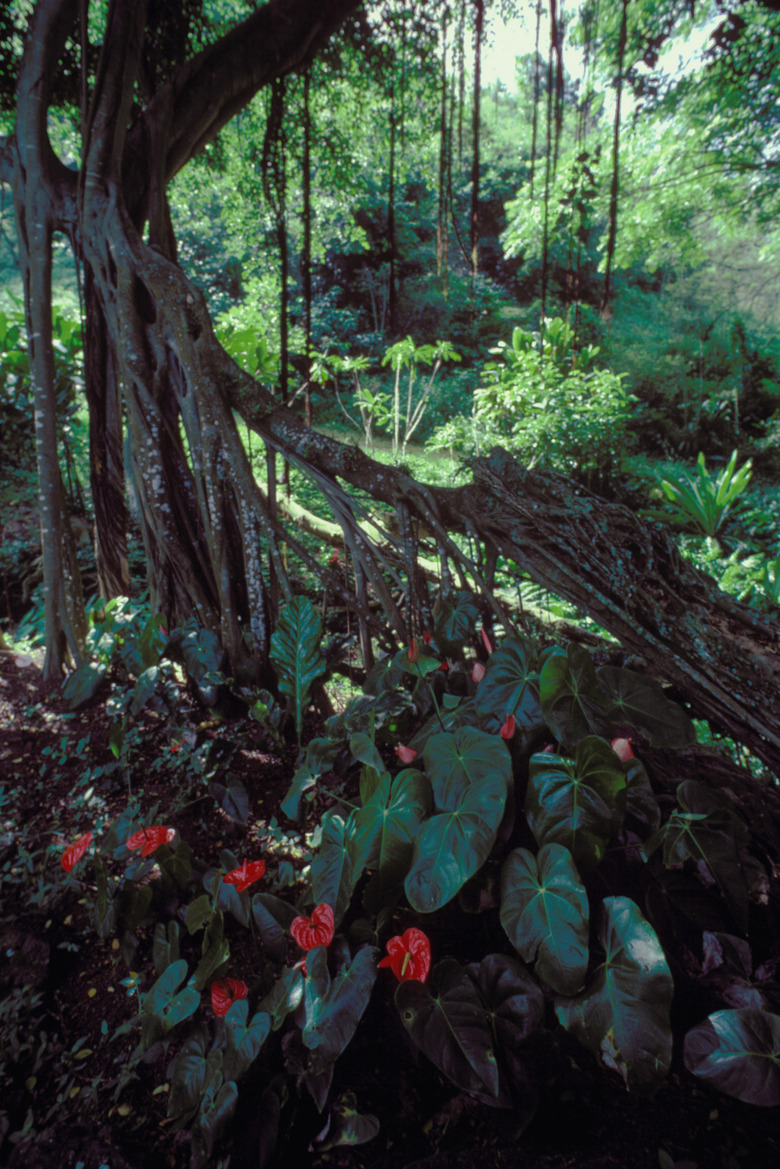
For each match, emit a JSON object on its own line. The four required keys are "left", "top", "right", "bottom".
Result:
{"left": 1, "top": 650, "right": 779, "bottom": 1169}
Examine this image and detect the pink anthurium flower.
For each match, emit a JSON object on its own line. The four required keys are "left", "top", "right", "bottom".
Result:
{"left": 126, "top": 825, "right": 176, "bottom": 857}
{"left": 61, "top": 831, "right": 93, "bottom": 873}
{"left": 378, "top": 928, "right": 431, "bottom": 984}
{"left": 223, "top": 858, "right": 266, "bottom": 893}
{"left": 407, "top": 639, "right": 419, "bottom": 664}
{"left": 481, "top": 627, "right": 493, "bottom": 655}
{"left": 211, "top": 977, "right": 248, "bottom": 1017}
{"left": 395, "top": 743, "right": 417, "bottom": 764}
{"left": 291, "top": 904, "right": 335, "bottom": 951}
{"left": 422, "top": 631, "right": 432, "bottom": 645}
{"left": 611, "top": 737, "right": 635, "bottom": 762}
{"left": 500, "top": 713, "right": 516, "bottom": 741}
{"left": 471, "top": 661, "right": 486, "bottom": 683}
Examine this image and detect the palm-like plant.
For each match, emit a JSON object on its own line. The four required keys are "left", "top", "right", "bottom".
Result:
{"left": 659, "top": 450, "right": 752, "bottom": 537}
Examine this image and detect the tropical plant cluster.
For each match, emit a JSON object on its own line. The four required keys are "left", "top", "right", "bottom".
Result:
{"left": 4, "top": 591, "right": 776, "bottom": 1166}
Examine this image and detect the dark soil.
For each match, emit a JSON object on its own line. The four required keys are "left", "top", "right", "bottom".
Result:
{"left": 0, "top": 652, "right": 779, "bottom": 1169}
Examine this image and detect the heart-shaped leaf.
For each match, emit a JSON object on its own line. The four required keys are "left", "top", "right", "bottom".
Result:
{"left": 660, "top": 780, "right": 752, "bottom": 931}
{"left": 193, "top": 911, "right": 230, "bottom": 991}
{"left": 281, "top": 737, "right": 340, "bottom": 821}
{"left": 259, "top": 965, "right": 305, "bottom": 1031}
{"left": 270, "top": 596, "right": 327, "bottom": 735}
{"left": 596, "top": 666, "right": 695, "bottom": 748}
{"left": 475, "top": 636, "right": 543, "bottom": 734}
{"left": 302, "top": 945, "right": 378, "bottom": 1072}
{"left": 311, "top": 812, "right": 356, "bottom": 926}
{"left": 251, "top": 893, "right": 300, "bottom": 964}
{"left": 683, "top": 1008, "right": 780, "bottom": 1106}
{"left": 539, "top": 645, "right": 610, "bottom": 744}
{"left": 395, "top": 958, "right": 500, "bottom": 1104}
{"left": 423, "top": 726, "right": 511, "bottom": 830}
{"left": 355, "top": 769, "right": 432, "bottom": 913}
{"left": 223, "top": 999, "right": 271, "bottom": 1083}
{"left": 168, "top": 1025, "right": 212, "bottom": 1122}
{"left": 141, "top": 959, "right": 201, "bottom": 1050}
{"left": 433, "top": 590, "right": 481, "bottom": 654}
{"left": 466, "top": 952, "right": 545, "bottom": 1110}
{"left": 556, "top": 896, "right": 673, "bottom": 1091}
{"left": 525, "top": 737, "right": 626, "bottom": 873}
{"left": 405, "top": 768, "right": 507, "bottom": 913}
{"left": 500, "top": 844, "right": 589, "bottom": 995}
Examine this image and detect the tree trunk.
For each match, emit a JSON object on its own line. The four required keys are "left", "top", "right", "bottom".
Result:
{"left": 602, "top": 0, "right": 629, "bottom": 319}
{"left": 469, "top": 0, "right": 483, "bottom": 281}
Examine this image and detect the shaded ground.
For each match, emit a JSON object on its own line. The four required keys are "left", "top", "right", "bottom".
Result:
{"left": 1, "top": 651, "right": 779, "bottom": 1169}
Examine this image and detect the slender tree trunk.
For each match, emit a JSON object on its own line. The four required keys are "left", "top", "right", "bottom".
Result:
{"left": 469, "top": 0, "right": 484, "bottom": 281}
{"left": 602, "top": 0, "right": 628, "bottom": 319}
{"left": 529, "top": 0, "right": 542, "bottom": 199}
{"left": 302, "top": 67, "right": 313, "bottom": 427}
{"left": 388, "top": 82, "right": 397, "bottom": 335}
{"left": 436, "top": 9, "right": 448, "bottom": 283}
{"left": 550, "top": 0, "right": 564, "bottom": 177}
{"left": 540, "top": 29, "right": 555, "bottom": 329}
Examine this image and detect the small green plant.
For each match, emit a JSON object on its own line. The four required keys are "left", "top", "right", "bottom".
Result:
{"left": 658, "top": 449, "right": 753, "bottom": 537}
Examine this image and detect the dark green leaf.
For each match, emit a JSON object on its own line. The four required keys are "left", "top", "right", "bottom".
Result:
{"left": 210, "top": 777, "right": 250, "bottom": 825}
{"left": 362, "top": 769, "right": 432, "bottom": 914}
{"left": 596, "top": 666, "right": 695, "bottom": 748}
{"left": 311, "top": 812, "right": 356, "bottom": 926}
{"left": 281, "top": 737, "right": 339, "bottom": 821}
{"left": 396, "top": 959, "right": 501, "bottom": 1104}
{"left": 500, "top": 844, "right": 589, "bottom": 995}
{"left": 251, "top": 893, "right": 299, "bottom": 964}
{"left": 539, "top": 645, "right": 610, "bottom": 744}
{"left": 270, "top": 596, "right": 327, "bottom": 734}
{"left": 193, "top": 911, "right": 230, "bottom": 991}
{"left": 475, "top": 636, "right": 543, "bottom": 733}
{"left": 684, "top": 1008, "right": 780, "bottom": 1106}
{"left": 556, "top": 897, "right": 673, "bottom": 1091}
{"left": 423, "top": 726, "right": 511, "bottom": 828}
{"left": 259, "top": 966, "right": 305, "bottom": 1031}
{"left": 303, "top": 945, "right": 378, "bottom": 1072}
{"left": 525, "top": 737, "right": 626, "bottom": 873}
{"left": 434, "top": 590, "right": 481, "bottom": 653}
{"left": 223, "top": 1000, "right": 271, "bottom": 1083}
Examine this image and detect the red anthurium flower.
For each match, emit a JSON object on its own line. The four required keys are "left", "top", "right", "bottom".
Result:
{"left": 500, "top": 713, "right": 516, "bottom": 741}
{"left": 422, "top": 631, "right": 432, "bottom": 645}
{"left": 611, "top": 737, "right": 635, "bottom": 762}
{"left": 291, "top": 904, "right": 335, "bottom": 952}
{"left": 395, "top": 743, "right": 417, "bottom": 764}
{"left": 223, "top": 858, "right": 266, "bottom": 893}
{"left": 211, "top": 977, "right": 248, "bottom": 1018}
{"left": 61, "top": 831, "right": 93, "bottom": 873}
{"left": 126, "top": 825, "right": 176, "bottom": 857}
{"left": 378, "top": 927, "right": 431, "bottom": 984}
{"left": 438, "top": 659, "right": 449, "bottom": 672}
{"left": 481, "top": 627, "right": 493, "bottom": 655}
{"left": 471, "top": 661, "right": 486, "bottom": 683}
{"left": 407, "top": 638, "right": 419, "bottom": 664}
{"left": 329, "top": 550, "right": 340, "bottom": 565}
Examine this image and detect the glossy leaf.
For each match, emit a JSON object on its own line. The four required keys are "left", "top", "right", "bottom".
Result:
{"left": 423, "top": 726, "right": 511, "bottom": 828}
{"left": 405, "top": 764, "right": 507, "bottom": 912}
{"left": 596, "top": 666, "right": 695, "bottom": 748}
{"left": 539, "top": 644, "right": 610, "bottom": 744}
{"left": 141, "top": 959, "right": 201, "bottom": 1050}
{"left": 251, "top": 893, "right": 299, "bottom": 964}
{"left": 153, "top": 921, "right": 181, "bottom": 976}
{"left": 475, "top": 636, "right": 543, "bottom": 733}
{"left": 310, "top": 813, "right": 356, "bottom": 926}
{"left": 433, "top": 590, "right": 481, "bottom": 654}
{"left": 281, "top": 737, "right": 340, "bottom": 821}
{"left": 683, "top": 1008, "right": 780, "bottom": 1106}
{"left": 556, "top": 897, "right": 673, "bottom": 1091}
{"left": 466, "top": 953, "right": 545, "bottom": 1108}
{"left": 168, "top": 1025, "right": 212, "bottom": 1121}
{"left": 270, "top": 596, "right": 327, "bottom": 735}
{"left": 193, "top": 911, "right": 230, "bottom": 991}
{"left": 210, "top": 777, "right": 251, "bottom": 826}
{"left": 500, "top": 844, "right": 589, "bottom": 995}
{"left": 361, "top": 769, "right": 432, "bottom": 913}
{"left": 396, "top": 958, "right": 501, "bottom": 1104}
{"left": 223, "top": 999, "right": 271, "bottom": 1083}
{"left": 302, "top": 944, "right": 378, "bottom": 1072}
{"left": 525, "top": 737, "right": 626, "bottom": 873}
{"left": 259, "top": 966, "right": 305, "bottom": 1031}
{"left": 660, "top": 780, "right": 752, "bottom": 931}
{"left": 317, "top": 1092, "right": 380, "bottom": 1150}
{"left": 623, "top": 757, "right": 661, "bottom": 835}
